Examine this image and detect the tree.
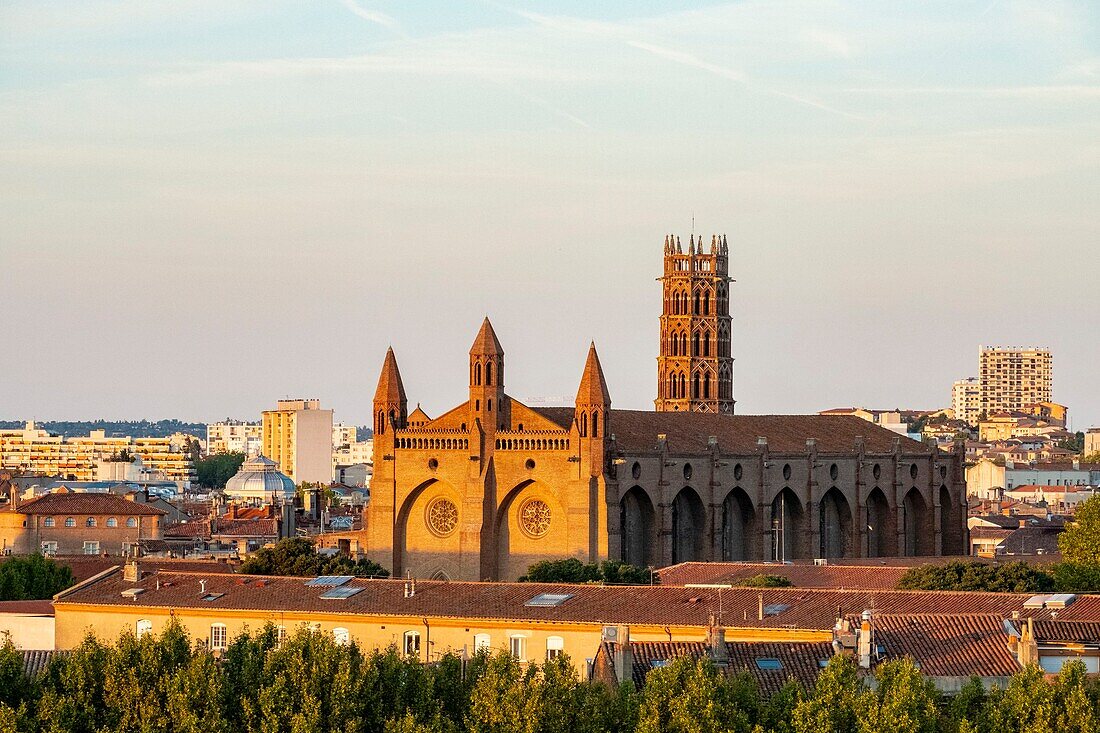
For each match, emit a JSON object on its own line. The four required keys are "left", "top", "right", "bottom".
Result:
{"left": 981, "top": 664, "right": 1055, "bottom": 733}
{"left": 0, "top": 639, "right": 30, "bottom": 710}
{"left": 636, "top": 656, "right": 752, "bottom": 733}
{"left": 194, "top": 451, "right": 245, "bottom": 489}
{"left": 856, "top": 658, "right": 940, "bottom": 733}
{"left": 738, "top": 574, "right": 793, "bottom": 588}
{"left": 1059, "top": 496, "right": 1100, "bottom": 565}
{"left": 896, "top": 561, "right": 1052, "bottom": 593}
{"left": 1057, "top": 432, "right": 1085, "bottom": 453}
{"left": 0, "top": 554, "right": 74, "bottom": 601}
{"left": 519, "top": 558, "right": 651, "bottom": 584}
{"left": 237, "top": 537, "right": 389, "bottom": 578}
{"left": 1049, "top": 562, "right": 1100, "bottom": 593}
{"left": 792, "top": 655, "right": 864, "bottom": 733}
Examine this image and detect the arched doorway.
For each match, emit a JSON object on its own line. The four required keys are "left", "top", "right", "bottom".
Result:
{"left": 939, "top": 485, "right": 962, "bottom": 555}
{"left": 672, "top": 487, "right": 706, "bottom": 563}
{"left": 903, "top": 488, "right": 932, "bottom": 556}
{"left": 721, "top": 488, "right": 755, "bottom": 561}
{"left": 819, "top": 488, "right": 852, "bottom": 559}
{"left": 620, "top": 486, "right": 657, "bottom": 568}
{"left": 496, "top": 482, "right": 566, "bottom": 581}
{"left": 866, "top": 488, "right": 896, "bottom": 557}
{"left": 769, "top": 488, "right": 805, "bottom": 561}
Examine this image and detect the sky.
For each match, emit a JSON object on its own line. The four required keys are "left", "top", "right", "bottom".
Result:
{"left": 0, "top": 1, "right": 1097, "bottom": 430}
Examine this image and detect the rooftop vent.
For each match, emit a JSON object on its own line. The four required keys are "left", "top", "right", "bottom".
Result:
{"left": 525, "top": 593, "right": 575, "bottom": 608}
{"left": 1046, "top": 593, "right": 1077, "bottom": 609}
{"left": 121, "top": 588, "right": 144, "bottom": 600}
{"left": 1023, "top": 594, "right": 1050, "bottom": 609}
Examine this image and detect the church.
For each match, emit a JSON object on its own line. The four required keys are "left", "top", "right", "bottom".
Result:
{"left": 364, "top": 234, "right": 967, "bottom": 581}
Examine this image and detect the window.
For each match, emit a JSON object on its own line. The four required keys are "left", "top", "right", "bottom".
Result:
{"left": 755, "top": 658, "right": 782, "bottom": 670}
{"left": 86, "top": 517, "right": 96, "bottom": 527}
{"left": 40, "top": 541, "right": 57, "bottom": 555}
{"left": 333, "top": 628, "right": 350, "bottom": 646}
{"left": 546, "top": 636, "right": 564, "bottom": 661}
{"left": 509, "top": 635, "right": 527, "bottom": 661}
{"left": 592, "top": 412, "right": 599, "bottom": 438}
{"left": 136, "top": 620, "right": 152, "bottom": 639}
{"left": 43, "top": 517, "right": 54, "bottom": 527}
{"left": 126, "top": 517, "right": 137, "bottom": 528}
{"left": 64, "top": 517, "right": 75, "bottom": 528}
{"left": 83, "top": 541, "right": 100, "bottom": 555}
{"left": 210, "top": 624, "right": 227, "bottom": 651}
{"left": 486, "top": 362, "right": 493, "bottom": 386}
{"left": 474, "top": 633, "right": 490, "bottom": 652}
{"left": 276, "top": 626, "right": 287, "bottom": 645}
{"left": 107, "top": 517, "right": 118, "bottom": 527}
{"left": 403, "top": 631, "right": 421, "bottom": 657}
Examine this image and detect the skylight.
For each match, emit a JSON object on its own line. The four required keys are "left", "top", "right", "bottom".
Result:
{"left": 649, "top": 660, "right": 669, "bottom": 668}
{"left": 762, "top": 603, "right": 790, "bottom": 616}
{"left": 306, "top": 575, "right": 354, "bottom": 587}
{"left": 755, "top": 658, "right": 782, "bottom": 670}
{"left": 525, "top": 593, "right": 575, "bottom": 607}
{"left": 201, "top": 593, "right": 224, "bottom": 602}
{"left": 320, "top": 586, "right": 364, "bottom": 600}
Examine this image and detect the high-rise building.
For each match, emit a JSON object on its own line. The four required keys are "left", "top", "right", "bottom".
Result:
{"left": 654, "top": 233, "right": 734, "bottom": 414}
{"left": 952, "top": 377, "right": 981, "bottom": 426}
{"left": 978, "top": 347, "right": 1053, "bottom": 416}
{"left": 261, "top": 399, "right": 333, "bottom": 485}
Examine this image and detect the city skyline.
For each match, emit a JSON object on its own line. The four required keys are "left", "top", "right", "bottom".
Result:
{"left": 2, "top": 1, "right": 1097, "bottom": 427}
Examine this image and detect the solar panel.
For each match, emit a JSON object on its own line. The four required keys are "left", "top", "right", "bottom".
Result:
{"left": 525, "top": 593, "right": 575, "bottom": 607}
{"left": 320, "top": 586, "right": 363, "bottom": 600}
{"left": 306, "top": 576, "right": 354, "bottom": 587}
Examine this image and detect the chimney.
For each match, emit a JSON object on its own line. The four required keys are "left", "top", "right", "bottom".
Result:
{"left": 123, "top": 560, "right": 141, "bottom": 583}
{"left": 612, "top": 626, "right": 633, "bottom": 686}
{"left": 404, "top": 571, "right": 415, "bottom": 598}
{"left": 858, "top": 610, "right": 873, "bottom": 669}
{"left": 200, "top": 579, "right": 207, "bottom": 595}
{"left": 706, "top": 618, "right": 728, "bottom": 667}
{"left": 229, "top": 503, "right": 239, "bottom": 520}
{"left": 1017, "top": 617, "right": 1038, "bottom": 666}
{"left": 757, "top": 592, "right": 764, "bottom": 621}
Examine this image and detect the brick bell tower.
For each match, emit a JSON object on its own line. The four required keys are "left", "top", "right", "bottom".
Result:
{"left": 655, "top": 233, "right": 735, "bottom": 414}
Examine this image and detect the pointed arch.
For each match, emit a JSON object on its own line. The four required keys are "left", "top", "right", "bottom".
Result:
{"left": 474, "top": 362, "right": 482, "bottom": 386}
{"left": 672, "top": 487, "right": 706, "bottom": 563}
{"left": 939, "top": 485, "right": 962, "bottom": 555}
{"left": 620, "top": 486, "right": 657, "bottom": 567}
{"left": 770, "top": 488, "right": 806, "bottom": 561}
{"left": 485, "top": 361, "right": 493, "bottom": 386}
{"left": 819, "top": 488, "right": 852, "bottom": 559}
{"left": 903, "top": 488, "right": 932, "bottom": 556}
{"left": 866, "top": 487, "right": 896, "bottom": 557}
{"left": 721, "top": 487, "right": 755, "bottom": 560}
{"left": 591, "top": 411, "right": 599, "bottom": 438}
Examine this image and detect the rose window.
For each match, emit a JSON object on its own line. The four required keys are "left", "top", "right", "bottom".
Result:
{"left": 519, "top": 499, "right": 551, "bottom": 538}
{"left": 427, "top": 498, "right": 458, "bottom": 537}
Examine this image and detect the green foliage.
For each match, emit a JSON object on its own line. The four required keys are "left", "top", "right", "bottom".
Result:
{"left": 1059, "top": 496, "right": 1100, "bottom": 565}
{"left": 519, "top": 557, "right": 652, "bottom": 584}
{"left": 1057, "top": 432, "right": 1085, "bottom": 453}
{"left": 237, "top": 537, "right": 389, "bottom": 578}
{"left": 1049, "top": 562, "right": 1100, "bottom": 593}
{"left": 0, "top": 554, "right": 74, "bottom": 601}
{"left": 792, "top": 655, "right": 863, "bottom": 733}
{"left": 636, "top": 656, "right": 753, "bottom": 733}
{"left": 896, "top": 561, "right": 1053, "bottom": 593}
{"left": 0, "top": 639, "right": 31, "bottom": 710}
{"left": 857, "top": 658, "right": 941, "bottom": 733}
{"left": 194, "top": 451, "right": 245, "bottom": 489}
{"left": 738, "top": 574, "right": 793, "bottom": 588}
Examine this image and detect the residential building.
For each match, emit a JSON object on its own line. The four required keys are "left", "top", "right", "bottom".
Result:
{"left": 333, "top": 424, "right": 357, "bottom": 448}
{"left": 0, "top": 601, "right": 54, "bottom": 650}
{"left": 966, "top": 458, "right": 1097, "bottom": 499}
{"left": 0, "top": 491, "right": 165, "bottom": 555}
{"left": 978, "top": 346, "right": 1053, "bottom": 416}
{"left": 52, "top": 566, "right": 1100, "bottom": 684}
{"left": 0, "top": 424, "right": 194, "bottom": 489}
{"left": 261, "top": 399, "right": 333, "bottom": 485}
{"left": 206, "top": 420, "right": 262, "bottom": 456}
{"left": 952, "top": 377, "right": 981, "bottom": 426}
{"left": 1086, "top": 428, "right": 1100, "bottom": 456}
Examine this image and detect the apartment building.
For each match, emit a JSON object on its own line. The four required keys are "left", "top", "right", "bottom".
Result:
{"left": 0, "top": 424, "right": 195, "bottom": 488}
{"left": 206, "top": 420, "right": 263, "bottom": 456}
{"left": 952, "top": 377, "right": 981, "bottom": 426}
{"left": 978, "top": 347, "right": 1052, "bottom": 416}
{"left": 261, "top": 399, "right": 333, "bottom": 485}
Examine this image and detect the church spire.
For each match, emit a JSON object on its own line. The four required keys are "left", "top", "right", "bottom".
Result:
{"left": 470, "top": 317, "right": 504, "bottom": 357}
{"left": 576, "top": 342, "right": 611, "bottom": 407}
{"left": 373, "top": 347, "right": 408, "bottom": 435}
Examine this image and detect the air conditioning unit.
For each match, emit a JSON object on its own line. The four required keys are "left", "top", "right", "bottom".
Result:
{"left": 601, "top": 626, "right": 618, "bottom": 641}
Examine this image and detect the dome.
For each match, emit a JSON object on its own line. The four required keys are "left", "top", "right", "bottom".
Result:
{"left": 224, "top": 455, "right": 296, "bottom": 501}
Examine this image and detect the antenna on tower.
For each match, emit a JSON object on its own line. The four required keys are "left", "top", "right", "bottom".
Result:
{"left": 691, "top": 212, "right": 695, "bottom": 239}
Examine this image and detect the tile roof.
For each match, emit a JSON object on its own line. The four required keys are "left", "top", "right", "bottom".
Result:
{"left": 163, "top": 517, "right": 279, "bottom": 539}
{"left": 0, "top": 555, "right": 237, "bottom": 583}
{"left": 614, "top": 639, "right": 834, "bottom": 694}
{"left": 54, "top": 569, "right": 1100, "bottom": 630}
{"left": 0, "top": 600, "right": 54, "bottom": 616}
{"left": 530, "top": 410, "right": 934, "bottom": 455}
{"left": 21, "top": 650, "right": 66, "bottom": 677}
{"left": 656, "top": 562, "right": 907, "bottom": 590}
{"left": 1012, "top": 619, "right": 1100, "bottom": 643}
{"left": 6, "top": 493, "right": 166, "bottom": 516}
{"left": 607, "top": 411, "right": 932, "bottom": 454}
{"left": 867, "top": 614, "right": 1020, "bottom": 677}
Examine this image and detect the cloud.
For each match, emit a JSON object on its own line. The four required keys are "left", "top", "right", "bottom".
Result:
{"left": 339, "top": 0, "right": 398, "bottom": 30}
{"left": 838, "top": 85, "right": 1100, "bottom": 99}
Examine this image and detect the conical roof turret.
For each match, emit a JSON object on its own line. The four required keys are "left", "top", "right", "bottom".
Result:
{"left": 470, "top": 317, "right": 504, "bottom": 356}
{"left": 576, "top": 342, "right": 611, "bottom": 406}
{"left": 373, "top": 347, "right": 407, "bottom": 404}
